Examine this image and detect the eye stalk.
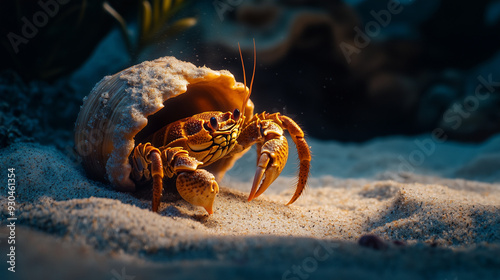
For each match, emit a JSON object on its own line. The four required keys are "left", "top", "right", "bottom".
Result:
{"left": 233, "top": 108, "right": 240, "bottom": 121}
{"left": 209, "top": 117, "right": 218, "bottom": 130}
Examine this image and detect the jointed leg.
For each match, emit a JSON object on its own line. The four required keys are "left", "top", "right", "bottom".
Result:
{"left": 130, "top": 143, "right": 164, "bottom": 212}
{"left": 131, "top": 143, "right": 219, "bottom": 214}
{"left": 278, "top": 115, "right": 311, "bottom": 204}
{"left": 150, "top": 151, "right": 164, "bottom": 212}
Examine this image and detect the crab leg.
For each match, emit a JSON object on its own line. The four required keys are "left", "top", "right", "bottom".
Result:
{"left": 131, "top": 144, "right": 219, "bottom": 214}
{"left": 162, "top": 147, "right": 219, "bottom": 214}
{"left": 277, "top": 115, "right": 311, "bottom": 205}
{"left": 150, "top": 151, "right": 164, "bottom": 212}
{"left": 130, "top": 143, "right": 164, "bottom": 212}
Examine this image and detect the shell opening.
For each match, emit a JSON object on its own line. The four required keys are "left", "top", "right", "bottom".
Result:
{"left": 75, "top": 56, "right": 254, "bottom": 191}
{"left": 134, "top": 82, "right": 250, "bottom": 145}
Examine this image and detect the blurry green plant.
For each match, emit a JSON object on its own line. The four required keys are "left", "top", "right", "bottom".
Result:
{"left": 103, "top": 0, "right": 197, "bottom": 61}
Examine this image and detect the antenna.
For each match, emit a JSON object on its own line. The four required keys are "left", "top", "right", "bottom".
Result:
{"left": 238, "top": 42, "right": 247, "bottom": 92}
{"left": 238, "top": 39, "right": 256, "bottom": 115}
{"left": 249, "top": 38, "right": 256, "bottom": 98}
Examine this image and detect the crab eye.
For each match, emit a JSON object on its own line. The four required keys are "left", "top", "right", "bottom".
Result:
{"left": 233, "top": 108, "right": 240, "bottom": 121}
{"left": 210, "top": 117, "right": 218, "bottom": 130}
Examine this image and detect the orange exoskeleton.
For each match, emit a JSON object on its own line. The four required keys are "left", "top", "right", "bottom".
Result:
{"left": 129, "top": 40, "right": 311, "bottom": 214}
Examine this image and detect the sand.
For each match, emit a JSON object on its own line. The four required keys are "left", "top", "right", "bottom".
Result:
{"left": 1, "top": 135, "right": 499, "bottom": 279}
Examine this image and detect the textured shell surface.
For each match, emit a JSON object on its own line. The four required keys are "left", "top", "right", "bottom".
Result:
{"left": 75, "top": 56, "right": 254, "bottom": 191}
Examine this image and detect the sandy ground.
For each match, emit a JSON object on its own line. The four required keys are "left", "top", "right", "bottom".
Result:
{"left": 1, "top": 135, "right": 499, "bottom": 279}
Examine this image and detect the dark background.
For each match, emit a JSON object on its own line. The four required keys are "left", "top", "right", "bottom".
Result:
{"left": 1, "top": 0, "right": 500, "bottom": 149}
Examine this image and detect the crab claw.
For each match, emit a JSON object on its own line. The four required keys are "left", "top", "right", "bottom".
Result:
{"left": 177, "top": 169, "right": 219, "bottom": 214}
{"left": 248, "top": 135, "right": 288, "bottom": 201}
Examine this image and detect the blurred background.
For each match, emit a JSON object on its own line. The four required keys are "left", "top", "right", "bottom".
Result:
{"left": 1, "top": 0, "right": 500, "bottom": 150}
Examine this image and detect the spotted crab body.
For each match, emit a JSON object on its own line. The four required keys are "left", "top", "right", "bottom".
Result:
{"left": 148, "top": 111, "right": 243, "bottom": 167}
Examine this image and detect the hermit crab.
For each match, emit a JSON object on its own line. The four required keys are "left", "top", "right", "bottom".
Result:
{"left": 75, "top": 44, "right": 311, "bottom": 214}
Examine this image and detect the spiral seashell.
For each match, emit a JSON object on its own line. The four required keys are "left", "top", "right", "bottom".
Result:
{"left": 75, "top": 56, "right": 254, "bottom": 191}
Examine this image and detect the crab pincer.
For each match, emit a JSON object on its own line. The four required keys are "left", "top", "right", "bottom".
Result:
{"left": 241, "top": 113, "right": 311, "bottom": 204}
{"left": 248, "top": 127, "right": 288, "bottom": 201}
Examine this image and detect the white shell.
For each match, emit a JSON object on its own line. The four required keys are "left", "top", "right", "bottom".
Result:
{"left": 75, "top": 56, "right": 253, "bottom": 191}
